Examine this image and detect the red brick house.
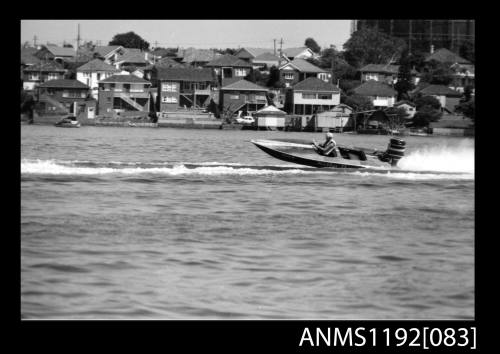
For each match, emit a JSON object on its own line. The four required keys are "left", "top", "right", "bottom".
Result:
{"left": 23, "top": 61, "right": 67, "bottom": 91}
{"left": 204, "top": 54, "right": 253, "bottom": 85}
{"left": 219, "top": 79, "right": 268, "bottom": 115}
{"left": 98, "top": 75, "right": 151, "bottom": 117}
{"left": 155, "top": 67, "right": 215, "bottom": 111}
{"left": 36, "top": 79, "right": 90, "bottom": 115}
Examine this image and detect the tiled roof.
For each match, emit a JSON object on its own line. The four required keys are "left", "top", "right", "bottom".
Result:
{"left": 416, "top": 84, "right": 462, "bottom": 97}
{"left": 205, "top": 54, "right": 252, "bottom": 68}
{"left": 99, "top": 74, "right": 151, "bottom": 84}
{"left": 253, "top": 52, "right": 281, "bottom": 62}
{"left": 178, "top": 48, "right": 219, "bottom": 63}
{"left": 77, "top": 59, "right": 120, "bottom": 72}
{"left": 93, "top": 45, "right": 122, "bottom": 58}
{"left": 280, "top": 58, "right": 326, "bottom": 73}
{"left": 353, "top": 81, "right": 397, "bottom": 97}
{"left": 293, "top": 77, "right": 339, "bottom": 92}
{"left": 221, "top": 79, "right": 268, "bottom": 91}
{"left": 254, "top": 105, "right": 286, "bottom": 115}
{"left": 38, "top": 79, "right": 89, "bottom": 89}
{"left": 425, "top": 48, "right": 471, "bottom": 64}
{"left": 282, "top": 47, "right": 311, "bottom": 58}
{"left": 156, "top": 67, "right": 213, "bottom": 82}
{"left": 43, "top": 45, "right": 76, "bottom": 57}
{"left": 359, "top": 64, "right": 400, "bottom": 74}
{"left": 21, "top": 48, "right": 41, "bottom": 65}
{"left": 116, "top": 50, "right": 150, "bottom": 64}
{"left": 394, "top": 100, "right": 416, "bottom": 107}
{"left": 236, "top": 48, "right": 275, "bottom": 59}
{"left": 23, "top": 61, "right": 66, "bottom": 72}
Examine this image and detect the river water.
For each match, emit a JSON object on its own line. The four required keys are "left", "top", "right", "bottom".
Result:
{"left": 21, "top": 125, "right": 474, "bottom": 319}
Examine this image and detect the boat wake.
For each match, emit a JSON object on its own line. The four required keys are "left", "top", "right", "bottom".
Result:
{"left": 21, "top": 157, "right": 473, "bottom": 181}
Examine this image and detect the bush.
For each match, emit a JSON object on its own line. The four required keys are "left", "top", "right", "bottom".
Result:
{"left": 412, "top": 105, "right": 442, "bottom": 127}
{"left": 415, "top": 95, "right": 441, "bottom": 110}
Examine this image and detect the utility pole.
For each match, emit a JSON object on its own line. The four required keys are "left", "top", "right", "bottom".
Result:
{"left": 273, "top": 39, "right": 276, "bottom": 56}
{"left": 76, "top": 23, "right": 81, "bottom": 52}
{"left": 33, "top": 35, "right": 37, "bottom": 48}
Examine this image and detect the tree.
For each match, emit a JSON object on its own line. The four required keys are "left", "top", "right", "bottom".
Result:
{"left": 394, "top": 50, "right": 414, "bottom": 101}
{"left": 267, "top": 65, "right": 282, "bottom": 88}
{"left": 385, "top": 107, "right": 409, "bottom": 130}
{"left": 63, "top": 43, "right": 74, "bottom": 48}
{"left": 304, "top": 37, "right": 321, "bottom": 54}
{"left": 455, "top": 100, "right": 475, "bottom": 121}
{"left": 317, "top": 47, "right": 358, "bottom": 82}
{"left": 420, "top": 60, "right": 455, "bottom": 86}
{"left": 412, "top": 105, "right": 442, "bottom": 127}
{"left": 415, "top": 95, "right": 441, "bottom": 111}
{"left": 109, "top": 31, "right": 150, "bottom": 50}
{"left": 459, "top": 40, "right": 475, "bottom": 64}
{"left": 343, "top": 27, "right": 407, "bottom": 68}
{"left": 342, "top": 94, "right": 373, "bottom": 112}
{"left": 462, "top": 85, "right": 474, "bottom": 102}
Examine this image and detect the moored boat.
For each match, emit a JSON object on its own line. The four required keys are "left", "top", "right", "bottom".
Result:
{"left": 54, "top": 116, "right": 81, "bottom": 128}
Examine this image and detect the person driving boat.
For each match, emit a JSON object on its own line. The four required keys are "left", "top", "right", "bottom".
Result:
{"left": 313, "top": 132, "right": 339, "bottom": 157}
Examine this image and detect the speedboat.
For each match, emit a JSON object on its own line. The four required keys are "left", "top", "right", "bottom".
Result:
{"left": 55, "top": 116, "right": 81, "bottom": 128}
{"left": 251, "top": 138, "right": 406, "bottom": 169}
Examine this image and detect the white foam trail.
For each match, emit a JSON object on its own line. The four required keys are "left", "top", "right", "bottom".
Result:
{"left": 398, "top": 141, "right": 474, "bottom": 174}
{"left": 351, "top": 171, "right": 473, "bottom": 181}
{"left": 21, "top": 159, "right": 307, "bottom": 176}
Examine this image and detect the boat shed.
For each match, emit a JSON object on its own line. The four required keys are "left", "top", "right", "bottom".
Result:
{"left": 253, "top": 105, "right": 286, "bottom": 129}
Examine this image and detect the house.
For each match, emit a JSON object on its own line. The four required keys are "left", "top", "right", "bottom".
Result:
{"left": 284, "top": 77, "right": 340, "bottom": 116}
{"left": 36, "top": 79, "right": 90, "bottom": 115}
{"left": 233, "top": 47, "right": 275, "bottom": 62}
{"left": 359, "top": 64, "right": 419, "bottom": 85}
{"left": 176, "top": 48, "right": 219, "bottom": 67}
{"left": 204, "top": 54, "right": 253, "bottom": 84}
{"left": 114, "top": 49, "right": 153, "bottom": 70}
{"left": 352, "top": 81, "right": 397, "bottom": 108}
{"left": 97, "top": 75, "right": 151, "bottom": 117}
{"left": 394, "top": 100, "right": 416, "bottom": 118}
{"left": 35, "top": 45, "right": 76, "bottom": 63}
{"left": 76, "top": 59, "right": 120, "bottom": 99}
{"left": 156, "top": 67, "right": 214, "bottom": 111}
{"left": 21, "top": 47, "right": 41, "bottom": 68}
{"left": 425, "top": 48, "right": 471, "bottom": 65}
{"left": 449, "top": 63, "right": 475, "bottom": 93}
{"left": 429, "top": 114, "right": 474, "bottom": 136}
{"left": 23, "top": 61, "right": 67, "bottom": 91}
{"left": 314, "top": 104, "right": 354, "bottom": 132}
{"left": 281, "top": 47, "right": 316, "bottom": 61}
{"left": 279, "top": 58, "right": 332, "bottom": 87}
{"left": 219, "top": 79, "right": 268, "bottom": 115}
{"left": 253, "top": 105, "right": 287, "bottom": 130}
{"left": 412, "top": 84, "right": 462, "bottom": 112}
{"left": 252, "top": 52, "right": 282, "bottom": 71}
{"left": 90, "top": 45, "right": 124, "bottom": 65}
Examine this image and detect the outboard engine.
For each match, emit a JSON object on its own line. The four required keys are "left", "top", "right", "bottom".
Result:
{"left": 378, "top": 138, "right": 406, "bottom": 166}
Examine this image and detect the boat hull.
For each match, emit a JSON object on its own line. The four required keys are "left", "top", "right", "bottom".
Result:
{"left": 251, "top": 139, "right": 395, "bottom": 169}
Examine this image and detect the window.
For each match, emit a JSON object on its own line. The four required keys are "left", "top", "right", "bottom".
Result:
{"left": 130, "top": 84, "right": 143, "bottom": 92}
{"left": 302, "top": 93, "right": 316, "bottom": 99}
{"left": 283, "top": 72, "right": 294, "bottom": 80}
{"left": 234, "top": 68, "right": 247, "bottom": 77}
{"left": 318, "top": 73, "right": 328, "bottom": 81}
{"left": 162, "top": 82, "right": 178, "bottom": 92}
{"left": 114, "top": 83, "right": 123, "bottom": 92}
{"left": 255, "top": 95, "right": 266, "bottom": 101}
{"left": 229, "top": 95, "right": 239, "bottom": 100}
{"left": 62, "top": 91, "right": 69, "bottom": 98}
{"left": 83, "top": 72, "right": 90, "bottom": 78}
{"left": 365, "top": 73, "right": 378, "bottom": 81}
{"left": 318, "top": 94, "right": 332, "bottom": 100}
{"left": 48, "top": 73, "right": 59, "bottom": 81}
{"left": 162, "top": 96, "right": 178, "bottom": 103}
{"left": 29, "top": 74, "right": 39, "bottom": 81}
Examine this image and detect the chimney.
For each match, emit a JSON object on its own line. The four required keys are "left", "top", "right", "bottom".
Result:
{"left": 430, "top": 45, "right": 435, "bottom": 54}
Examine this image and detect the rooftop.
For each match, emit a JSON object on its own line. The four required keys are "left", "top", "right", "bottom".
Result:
{"left": 415, "top": 84, "right": 462, "bottom": 97}
{"left": 177, "top": 48, "right": 219, "bottom": 64}
{"left": 77, "top": 59, "right": 120, "bottom": 72}
{"left": 359, "top": 64, "right": 400, "bottom": 74}
{"left": 42, "top": 45, "right": 76, "bottom": 57}
{"left": 99, "top": 74, "right": 151, "bottom": 84}
{"left": 280, "top": 58, "right": 326, "bottom": 73}
{"left": 282, "top": 47, "right": 312, "bottom": 58}
{"left": 38, "top": 79, "right": 89, "bottom": 89}
{"left": 293, "top": 77, "right": 339, "bottom": 92}
{"left": 426, "top": 48, "right": 471, "bottom": 64}
{"left": 93, "top": 45, "right": 122, "bottom": 58}
{"left": 235, "top": 47, "right": 275, "bottom": 59}
{"left": 221, "top": 79, "right": 268, "bottom": 92}
{"left": 352, "top": 81, "right": 397, "bottom": 97}
{"left": 156, "top": 67, "right": 213, "bottom": 82}
{"left": 24, "top": 61, "right": 66, "bottom": 72}
{"left": 205, "top": 54, "right": 252, "bottom": 68}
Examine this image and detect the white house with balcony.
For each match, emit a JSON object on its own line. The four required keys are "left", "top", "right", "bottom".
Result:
{"left": 352, "top": 81, "right": 397, "bottom": 108}
{"left": 76, "top": 59, "right": 120, "bottom": 99}
{"left": 284, "top": 77, "right": 340, "bottom": 116}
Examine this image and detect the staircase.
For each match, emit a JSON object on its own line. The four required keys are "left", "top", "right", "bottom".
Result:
{"left": 118, "top": 94, "right": 145, "bottom": 111}
{"left": 39, "top": 94, "right": 68, "bottom": 113}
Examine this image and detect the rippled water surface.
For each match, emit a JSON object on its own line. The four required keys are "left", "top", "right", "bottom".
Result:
{"left": 21, "top": 125, "right": 474, "bottom": 319}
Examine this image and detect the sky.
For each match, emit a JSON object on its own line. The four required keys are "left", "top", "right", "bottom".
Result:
{"left": 21, "top": 20, "right": 352, "bottom": 50}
